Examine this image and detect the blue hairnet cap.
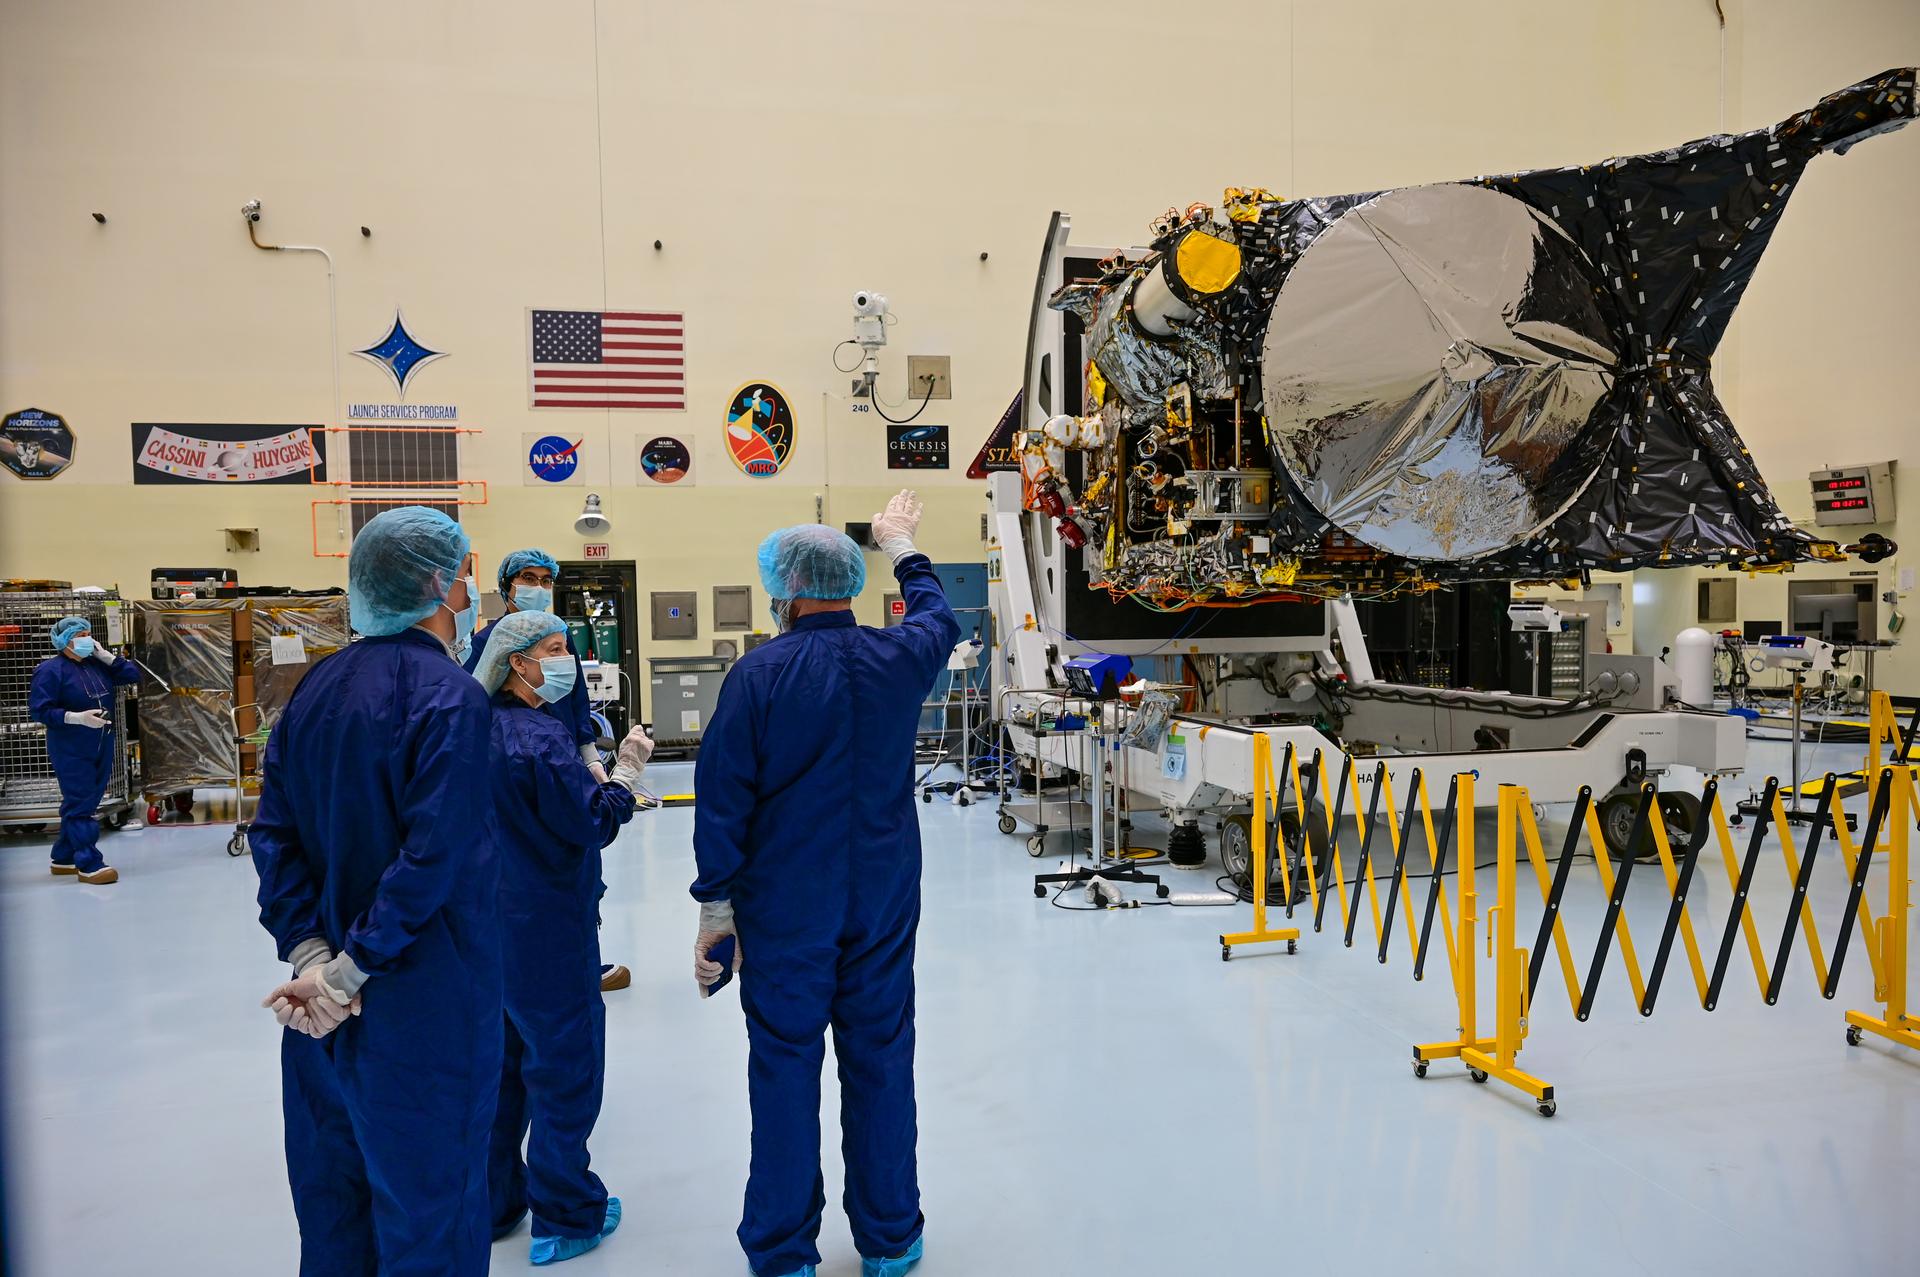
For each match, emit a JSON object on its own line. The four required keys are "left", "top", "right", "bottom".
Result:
{"left": 348, "top": 506, "right": 472, "bottom": 637}
{"left": 51, "top": 616, "right": 92, "bottom": 652}
{"left": 473, "top": 609, "right": 568, "bottom": 694}
{"left": 497, "top": 548, "right": 560, "bottom": 602}
{"left": 757, "top": 524, "right": 867, "bottom": 600}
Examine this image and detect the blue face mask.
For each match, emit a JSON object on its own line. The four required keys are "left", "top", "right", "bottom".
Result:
{"left": 70, "top": 636, "right": 96, "bottom": 658}
{"left": 769, "top": 599, "right": 795, "bottom": 633}
{"left": 442, "top": 578, "right": 478, "bottom": 659}
{"left": 517, "top": 654, "right": 576, "bottom": 704}
{"left": 513, "top": 584, "right": 554, "bottom": 614}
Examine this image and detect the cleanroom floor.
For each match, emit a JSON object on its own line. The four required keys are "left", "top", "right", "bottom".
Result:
{"left": 3, "top": 737, "right": 1915, "bottom": 1276}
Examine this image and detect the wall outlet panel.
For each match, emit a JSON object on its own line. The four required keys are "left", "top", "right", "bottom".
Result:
{"left": 907, "top": 355, "right": 952, "bottom": 400}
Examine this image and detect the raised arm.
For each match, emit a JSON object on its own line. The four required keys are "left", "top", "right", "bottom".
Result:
{"left": 528, "top": 728, "right": 636, "bottom": 851}
{"left": 871, "top": 490, "right": 961, "bottom": 679}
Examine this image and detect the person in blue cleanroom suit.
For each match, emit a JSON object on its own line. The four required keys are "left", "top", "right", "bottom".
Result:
{"left": 692, "top": 491, "right": 957, "bottom": 1277}
{"left": 465, "top": 549, "right": 599, "bottom": 778}
{"left": 474, "top": 609, "right": 654, "bottom": 1266}
{"left": 463, "top": 550, "right": 632, "bottom": 989}
{"left": 250, "top": 506, "right": 501, "bottom": 1277}
{"left": 464, "top": 549, "right": 631, "bottom": 1245}
{"left": 27, "top": 615, "right": 141, "bottom": 885}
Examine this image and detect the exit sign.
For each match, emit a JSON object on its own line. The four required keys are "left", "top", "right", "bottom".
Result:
{"left": 583, "top": 543, "right": 610, "bottom": 560}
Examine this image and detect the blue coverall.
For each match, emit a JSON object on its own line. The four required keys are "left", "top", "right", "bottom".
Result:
{"left": 27, "top": 650, "right": 141, "bottom": 873}
{"left": 464, "top": 616, "right": 602, "bottom": 1235}
{"left": 250, "top": 627, "right": 501, "bottom": 1277}
{"left": 692, "top": 554, "right": 958, "bottom": 1276}
{"left": 485, "top": 692, "right": 636, "bottom": 1242}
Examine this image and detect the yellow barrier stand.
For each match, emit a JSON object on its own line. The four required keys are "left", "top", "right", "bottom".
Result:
{"left": 1414, "top": 780, "right": 1558, "bottom": 1116}
{"left": 1219, "top": 733, "right": 1300, "bottom": 960}
{"left": 1844, "top": 764, "right": 1920, "bottom": 1053}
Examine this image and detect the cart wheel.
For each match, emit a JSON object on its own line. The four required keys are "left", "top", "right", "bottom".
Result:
{"left": 1033, "top": 884, "right": 1046, "bottom": 899}
{"left": 1596, "top": 791, "right": 1641, "bottom": 862}
{"left": 1221, "top": 946, "right": 1232, "bottom": 962}
{"left": 921, "top": 790, "right": 932, "bottom": 805}
{"left": 227, "top": 831, "right": 247, "bottom": 858}
{"left": 1469, "top": 1068, "right": 1489, "bottom": 1084}
{"left": 1287, "top": 939, "right": 1298, "bottom": 955}
{"left": 1026, "top": 835, "right": 1045, "bottom": 857}
{"left": 1537, "top": 1099, "right": 1557, "bottom": 1118}
{"left": 956, "top": 790, "right": 973, "bottom": 808}
{"left": 1846, "top": 1025, "right": 1863, "bottom": 1047}
{"left": 106, "top": 809, "right": 131, "bottom": 830}
{"left": 1156, "top": 884, "right": 1170, "bottom": 898}
{"left": 1413, "top": 1060, "right": 1429, "bottom": 1079}
{"left": 1656, "top": 791, "right": 1702, "bottom": 851}
{"left": 997, "top": 813, "right": 1019, "bottom": 836}
{"left": 147, "top": 804, "right": 162, "bottom": 825}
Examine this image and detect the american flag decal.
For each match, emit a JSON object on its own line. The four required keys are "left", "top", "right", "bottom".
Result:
{"left": 529, "top": 309, "right": 686, "bottom": 410}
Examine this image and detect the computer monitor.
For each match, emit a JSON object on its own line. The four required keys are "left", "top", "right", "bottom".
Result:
{"left": 1791, "top": 592, "right": 1860, "bottom": 643}
{"left": 1742, "top": 619, "right": 1782, "bottom": 642}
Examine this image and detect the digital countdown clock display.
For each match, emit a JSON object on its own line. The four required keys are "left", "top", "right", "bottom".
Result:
{"left": 1808, "top": 463, "right": 1894, "bottom": 527}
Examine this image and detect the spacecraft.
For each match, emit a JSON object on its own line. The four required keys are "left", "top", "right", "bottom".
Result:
{"left": 1025, "top": 69, "right": 1913, "bottom": 607}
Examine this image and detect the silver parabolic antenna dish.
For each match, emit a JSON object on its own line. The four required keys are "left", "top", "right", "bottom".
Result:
{"left": 1262, "top": 184, "right": 1620, "bottom": 561}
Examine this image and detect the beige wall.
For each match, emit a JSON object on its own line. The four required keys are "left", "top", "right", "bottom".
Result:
{"left": 4, "top": 0, "right": 1917, "bottom": 698}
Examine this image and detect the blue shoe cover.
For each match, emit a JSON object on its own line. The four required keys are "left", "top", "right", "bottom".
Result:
{"left": 862, "top": 1237, "right": 924, "bottom": 1277}
{"left": 530, "top": 1197, "right": 621, "bottom": 1266}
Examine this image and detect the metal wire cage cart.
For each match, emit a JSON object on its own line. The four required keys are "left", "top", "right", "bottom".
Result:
{"left": 0, "top": 589, "right": 141, "bottom": 832}
{"left": 125, "top": 596, "right": 349, "bottom": 853}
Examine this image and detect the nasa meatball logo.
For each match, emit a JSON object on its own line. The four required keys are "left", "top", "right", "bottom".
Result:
{"left": 528, "top": 435, "right": 582, "bottom": 483}
{"left": 639, "top": 435, "right": 692, "bottom": 485}
{"left": 725, "top": 382, "right": 795, "bottom": 478}
{"left": 1, "top": 408, "right": 76, "bottom": 480}
{"left": 886, "top": 423, "right": 949, "bottom": 471}
{"left": 130, "top": 423, "right": 326, "bottom": 485}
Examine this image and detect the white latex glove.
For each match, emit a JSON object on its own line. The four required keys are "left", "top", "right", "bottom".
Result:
{"left": 91, "top": 644, "right": 118, "bottom": 664}
{"left": 870, "top": 489, "right": 924, "bottom": 561}
{"left": 64, "top": 710, "right": 109, "bottom": 730}
{"left": 694, "top": 900, "right": 741, "bottom": 992}
{"left": 261, "top": 968, "right": 362, "bottom": 1040}
{"left": 616, "top": 726, "right": 654, "bottom": 772}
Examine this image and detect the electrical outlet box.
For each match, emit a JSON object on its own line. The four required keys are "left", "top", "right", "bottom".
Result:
{"left": 712, "top": 584, "right": 753, "bottom": 631}
{"left": 650, "top": 591, "right": 698, "bottom": 640}
{"left": 907, "top": 355, "right": 952, "bottom": 400}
